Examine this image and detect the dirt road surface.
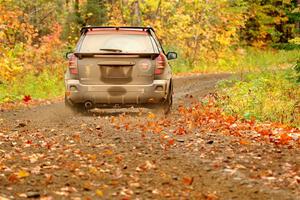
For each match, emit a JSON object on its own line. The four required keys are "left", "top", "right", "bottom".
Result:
{"left": 0, "top": 74, "right": 299, "bottom": 200}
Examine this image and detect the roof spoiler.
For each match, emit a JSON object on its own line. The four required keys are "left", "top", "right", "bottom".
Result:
{"left": 80, "top": 26, "right": 155, "bottom": 35}
{"left": 74, "top": 52, "right": 160, "bottom": 59}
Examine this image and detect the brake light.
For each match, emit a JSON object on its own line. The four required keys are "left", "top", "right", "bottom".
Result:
{"left": 155, "top": 53, "right": 167, "bottom": 75}
{"left": 68, "top": 54, "right": 78, "bottom": 75}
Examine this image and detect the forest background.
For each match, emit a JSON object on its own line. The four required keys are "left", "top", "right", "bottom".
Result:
{"left": 0, "top": 0, "right": 300, "bottom": 126}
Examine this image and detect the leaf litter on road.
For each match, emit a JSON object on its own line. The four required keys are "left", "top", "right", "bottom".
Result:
{"left": 0, "top": 92, "right": 299, "bottom": 199}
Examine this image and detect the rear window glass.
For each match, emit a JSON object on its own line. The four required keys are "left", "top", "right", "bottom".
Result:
{"left": 79, "top": 34, "right": 157, "bottom": 53}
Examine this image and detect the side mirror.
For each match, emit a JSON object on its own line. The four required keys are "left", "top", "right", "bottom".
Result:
{"left": 65, "top": 52, "right": 74, "bottom": 59}
{"left": 166, "top": 52, "right": 177, "bottom": 60}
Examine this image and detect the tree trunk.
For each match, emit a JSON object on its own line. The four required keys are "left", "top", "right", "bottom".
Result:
{"left": 155, "top": 0, "right": 161, "bottom": 19}
{"left": 132, "top": 0, "right": 141, "bottom": 26}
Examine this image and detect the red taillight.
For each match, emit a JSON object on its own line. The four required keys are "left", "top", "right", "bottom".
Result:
{"left": 68, "top": 54, "right": 78, "bottom": 75}
{"left": 155, "top": 53, "right": 167, "bottom": 75}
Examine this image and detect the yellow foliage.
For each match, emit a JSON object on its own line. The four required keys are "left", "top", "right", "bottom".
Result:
{"left": 106, "top": 0, "right": 247, "bottom": 66}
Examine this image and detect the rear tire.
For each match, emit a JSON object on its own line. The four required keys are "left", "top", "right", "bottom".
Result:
{"left": 65, "top": 96, "right": 86, "bottom": 114}
{"left": 162, "top": 89, "right": 173, "bottom": 115}
{"left": 157, "top": 81, "right": 173, "bottom": 115}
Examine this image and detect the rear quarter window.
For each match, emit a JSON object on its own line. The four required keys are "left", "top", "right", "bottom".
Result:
{"left": 79, "top": 34, "right": 158, "bottom": 53}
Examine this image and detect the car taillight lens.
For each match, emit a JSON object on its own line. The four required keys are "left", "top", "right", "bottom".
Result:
{"left": 68, "top": 54, "right": 78, "bottom": 75}
{"left": 155, "top": 53, "right": 167, "bottom": 75}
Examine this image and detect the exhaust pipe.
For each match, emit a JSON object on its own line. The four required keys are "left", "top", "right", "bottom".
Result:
{"left": 84, "top": 101, "right": 94, "bottom": 109}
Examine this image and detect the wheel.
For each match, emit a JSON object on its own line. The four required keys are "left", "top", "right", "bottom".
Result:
{"left": 65, "top": 96, "right": 86, "bottom": 114}
{"left": 157, "top": 81, "right": 173, "bottom": 115}
{"left": 162, "top": 87, "right": 173, "bottom": 115}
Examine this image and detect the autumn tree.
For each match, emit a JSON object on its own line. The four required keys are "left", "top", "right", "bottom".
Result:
{"left": 10, "top": 0, "right": 65, "bottom": 38}
{"left": 83, "top": 0, "right": 107, "bottom": 25}
{"left": 240, "top": 0, "right": 300, "bottom": 47}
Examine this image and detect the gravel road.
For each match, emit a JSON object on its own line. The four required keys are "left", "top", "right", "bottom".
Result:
{"left": 0, "top": 74, "right": 299, "bottom": 200}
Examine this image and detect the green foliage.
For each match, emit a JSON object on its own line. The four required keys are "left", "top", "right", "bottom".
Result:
{"left": 0, "top": 69, "right": 64, "bottom": 103}
{"left": 62, "top": 0, "right": 107, "bottom": 43}
{"left": 217, "top": 69, "right": 300, "bottom": 127}
{"left": 171, "top": 47, "right": 300, "bottom": 74}
{"left": 271, "top": 43, "right": 300, "bottom": 50}
{"left": 294, "top": 59, "right": 300, "bottom": 82}
{"left": 83, "top": 0, "right": 106, "bottom": 25}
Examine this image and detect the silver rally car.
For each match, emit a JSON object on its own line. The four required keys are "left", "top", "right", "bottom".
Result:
{"left": 65, "top": 26, "right": 177, "bottom": 114}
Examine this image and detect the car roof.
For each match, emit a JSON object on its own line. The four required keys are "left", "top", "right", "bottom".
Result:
{"left": 81, "top": 26, "right": 155, "bottom": 35}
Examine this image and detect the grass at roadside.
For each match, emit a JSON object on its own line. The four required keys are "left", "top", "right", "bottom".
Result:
{"left": 0, "top": 69, "right": 65, "bottom": 103}
{"left": 172, "top": 48, "right": 300, "bottom": 74}
{"left": 216, "top": 68, "right": 300, "bottom": 127}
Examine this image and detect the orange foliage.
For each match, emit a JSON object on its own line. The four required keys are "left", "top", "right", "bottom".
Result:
{"left": 111, "top": 96, "right": 299, "bottom": 147}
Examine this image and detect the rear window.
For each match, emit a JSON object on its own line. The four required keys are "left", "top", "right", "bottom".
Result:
{"left": 79, "top": 34, "right": 157, "bottom": 53}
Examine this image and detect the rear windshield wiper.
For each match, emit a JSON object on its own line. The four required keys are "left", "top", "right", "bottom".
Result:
{"left": 100, "top": 48, "right": 122, "bottom": 53}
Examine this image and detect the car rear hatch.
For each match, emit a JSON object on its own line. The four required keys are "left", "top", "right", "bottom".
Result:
{"left": 76, "top": 30, "right": 159, "bottom": 85}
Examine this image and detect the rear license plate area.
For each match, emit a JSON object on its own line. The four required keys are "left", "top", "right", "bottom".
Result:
{"left": 100, "top": 66, "right": 132, "bottom": 79}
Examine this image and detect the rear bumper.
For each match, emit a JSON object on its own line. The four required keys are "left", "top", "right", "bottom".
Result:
{"left": 65, "top": 79, "right": 169, "bottom": 105}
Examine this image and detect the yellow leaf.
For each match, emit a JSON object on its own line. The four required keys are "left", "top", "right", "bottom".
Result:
{"left": 89, "top": 167, "right": 98, "bottom": 174}
{"left": 103, "top": 149, "right": 113, "bottom": 155}
{"left": 95, "top": 189, "right": 103, "bottom": 197}
{"left": 17, "top": 170, "right": 29, "bottom": 178}
{"left": 147, "top": 112, "right": 156, "bottom": 119}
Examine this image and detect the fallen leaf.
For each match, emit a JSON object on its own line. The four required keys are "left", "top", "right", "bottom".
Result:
{"left": 279, "top": 133, "right": 292, "bottom": 145}
{"left": 23, "top": 95, "right": 32, "bottom": 104}
{"left": 8, "top": 174, "right": 18, "bottom": 183}
{"left": 168, "top": 139, "right": 175, "bottom": 145}
{"left": 95, "top": 189, "right": 103, "bottom": 197}
{"left": 147, "top": 112, "right": 156, "bottom": 119}
{"left": 17, "top": 170, "right": 29, "bottom": 178}
{"left": 83, "top": 181, "right": 93, "bottom": 191}
{"left": 103, "top": 149, "right": 113, "bottom": 155}
{"left": 239, "top": 140, "right": 249, "bottom": 145}
{"left": 182, "top": 177, "right": 194, "bottom": 185}
{"left": 205, "top": 193, "right": 219, "bottom": 200}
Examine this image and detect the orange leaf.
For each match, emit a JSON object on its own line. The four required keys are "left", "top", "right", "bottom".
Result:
{"left": 279, "top": 133, "right": 291, "bottom": 145}
{"left": 153, "top": 126, "right": 163, "bottom": 134}
{"left": 8, "top": 174, "right": 18, "bottom": 183}
{"left": 205, "top": 193, "right": 219, "bottom": 200}
{"left": 225, "top": 115, "right": 236, "bottom": 124}
{"left": 168, "top": 139, "right": 175, "bottom": 145}
{"left": 182, "top": 177, "right": 193, "bottom": 185}
{"left": 110, "top": 116, "right": 115, "bottom": 123}
{"left": 239, "top": 140, "right": 249, "bottom": 145}
{"left": 174, "top": 127, "right": 186, "bottom": 135}
{"left": 124, "top": 123, "right": 130, "bottom": 130}
{"left": 258, "top": 129, "right": 272, "bottom": 136}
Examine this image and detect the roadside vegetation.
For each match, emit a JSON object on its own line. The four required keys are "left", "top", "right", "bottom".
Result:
{"left": 0, "top": 0, "right": 299, "bottom": 126}
{"left": 217, "top": 66, "right": 300, "bottom": 127}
